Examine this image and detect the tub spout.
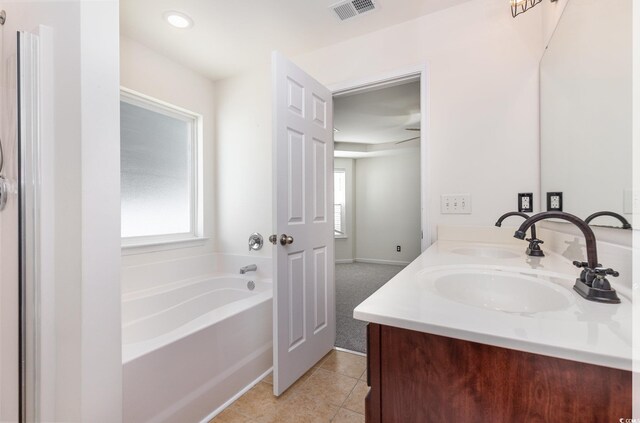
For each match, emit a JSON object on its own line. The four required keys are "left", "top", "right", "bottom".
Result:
{"left": 240, "top": 264, "right": 257, "bottom": 274}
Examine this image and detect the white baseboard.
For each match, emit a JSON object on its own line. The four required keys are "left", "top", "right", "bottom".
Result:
{"left": 335, "top": 259, "right": 354, "bottom": 264}
{"left": 354, "top": 258, "right": 410, "bottom": 266}
{"left": 200, "top": 367, "right": 273, "bottom": 423}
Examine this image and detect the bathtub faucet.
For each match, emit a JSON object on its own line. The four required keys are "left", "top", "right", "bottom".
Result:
{"left": 239, "top": 264, "right": 257, "bottom": 274}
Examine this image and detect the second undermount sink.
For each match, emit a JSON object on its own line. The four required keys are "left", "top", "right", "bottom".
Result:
{"left": 420, "top": 267, "right": 573, "bottom": 313}
{"left": 451, "top": 246, "right": 520, "bottom": 259}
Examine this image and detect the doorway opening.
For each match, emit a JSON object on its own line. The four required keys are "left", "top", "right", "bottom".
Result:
{"left": 332, "top": 72, "right": 427, "bottom": 353}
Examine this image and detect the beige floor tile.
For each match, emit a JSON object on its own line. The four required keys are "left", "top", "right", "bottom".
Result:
{"left": 342, "top": 380, "right": 368, "bottom": 415}
{"left": 255, "top": 400, "right": 339, "bottom": 423}
{"left": 314, "top": 350, "right": 335, "bottom": 369}
{"left": 358, "top": 369, "right": 366, "bottom": 381}
{"left": 227, "top": 382, "right": 285, "bottom": 420}
{"left": 262, "top": 372, "right": 273, "bottom": 385}
{"left": 218, "top": 350, "right": 368, "bottom": 422}
{"left": 209, "top": 407, "right": 251, "bottom": 423}
{"left": 276, "top": 366, "right": 318, "bottom": 401}
{"left": 320, "top": 351, "right": 366, "bottom": 379}
{"left": 295, "top": 368, "right": 358, "bottom": 408}
{"left": 331, "top": 408, "right": 365, "bottom": 423}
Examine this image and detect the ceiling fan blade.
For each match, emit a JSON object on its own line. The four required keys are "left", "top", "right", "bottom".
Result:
{"left": 395, "top": 136, "right": 421, "bottom": 145}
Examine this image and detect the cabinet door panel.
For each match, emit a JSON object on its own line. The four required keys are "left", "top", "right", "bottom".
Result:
{"left": 378, "top": 325, "right": 631, "bottom": 423}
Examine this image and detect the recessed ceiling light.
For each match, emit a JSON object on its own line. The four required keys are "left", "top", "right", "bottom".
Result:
{"left": 163, "top": 11, "right": 193, "bottom": 29}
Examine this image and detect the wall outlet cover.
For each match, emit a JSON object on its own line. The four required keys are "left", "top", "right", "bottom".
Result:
{"left": 547, "top": 192, "right": 563, "bottom": 211}
{"left": 518, "top": 193, "right": 533, "bottom": 213}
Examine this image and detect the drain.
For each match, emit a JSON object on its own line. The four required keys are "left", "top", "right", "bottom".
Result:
{"left": 247, "top": 280, "right": 255, "bottom": 291}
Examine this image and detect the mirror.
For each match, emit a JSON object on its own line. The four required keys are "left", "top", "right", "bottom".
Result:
{"left": 540, "top": 0, "right": 632, "bottom": 228}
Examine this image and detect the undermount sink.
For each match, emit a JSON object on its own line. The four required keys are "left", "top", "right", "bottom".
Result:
{"left": 451, "top": 246, "right": 520, "bottom": 259}
{"left": 420, "top": 267, "right": 573, "bottom": 313}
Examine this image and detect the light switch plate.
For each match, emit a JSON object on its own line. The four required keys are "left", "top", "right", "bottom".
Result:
{"left": 547, "top": 192, "right": 563, "bottom": 211}
{"left": 441, "top": 194, "right": 471, "bottom": 214}
{"left": 518, "top": 193, "right": 533, "bottom": 213}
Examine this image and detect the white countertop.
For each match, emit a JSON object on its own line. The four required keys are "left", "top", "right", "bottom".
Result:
{"left": 353, "top": 238, "right": 632, "bottom": 371}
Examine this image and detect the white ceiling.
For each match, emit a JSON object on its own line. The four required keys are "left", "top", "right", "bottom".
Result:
{"left": 334, "top": 138, "right": 420, "bottom": 159}
{"left": 120, "top": 0, "right": 471, "bottom": 81}
{"left": 334, "top": 81, "right": 421, "bottom": 145}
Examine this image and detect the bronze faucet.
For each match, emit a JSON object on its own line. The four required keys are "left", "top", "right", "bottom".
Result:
{"left": 495, "top": 211, "right": 544, "bottom": 257}
{"left": 585, "top": 211, "right": 632, "bottom": 229}
{"left": 514, "top": 211, "right": 620, "bottom": 304}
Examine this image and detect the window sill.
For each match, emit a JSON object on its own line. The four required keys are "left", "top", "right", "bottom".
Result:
{"left": 121, "top": 237, "right": 209, "bottom": 256}
{"left": 335, "top": 235, "right": 348, "bottom": 240}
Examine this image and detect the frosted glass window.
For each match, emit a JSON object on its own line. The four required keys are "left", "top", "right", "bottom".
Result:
{"left": 120, "top": 92, "right": 200, "bottom": 241}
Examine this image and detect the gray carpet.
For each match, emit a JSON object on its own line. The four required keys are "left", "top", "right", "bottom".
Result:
{"left": 335, "top": 262, "right": 405, "bottom": 353}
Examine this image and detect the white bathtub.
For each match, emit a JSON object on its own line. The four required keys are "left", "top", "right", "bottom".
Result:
{"left": 122, "top": 275, "right": 273, "bottom": 423}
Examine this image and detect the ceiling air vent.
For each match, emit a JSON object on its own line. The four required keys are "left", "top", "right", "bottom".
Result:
{"left": 331, "top": 0, "right": 377, "bottom": 21}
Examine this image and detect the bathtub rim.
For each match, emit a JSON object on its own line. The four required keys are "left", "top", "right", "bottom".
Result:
{"left": 121, "top": 274, "right": 273, "bottom": 364}
{"left": 122, "top": 271, "right": 270, "bottom": 302}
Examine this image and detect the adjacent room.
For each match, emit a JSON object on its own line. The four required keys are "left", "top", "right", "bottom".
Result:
{"left": 333, "top": 80, "right": 422, "bottom": 353}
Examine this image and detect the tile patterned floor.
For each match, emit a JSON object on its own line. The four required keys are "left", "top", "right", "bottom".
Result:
{"left": 210, "top": 350, "right": 367, "bottom": 423}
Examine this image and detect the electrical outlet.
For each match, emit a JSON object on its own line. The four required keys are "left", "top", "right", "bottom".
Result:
{"left": 441, "top": 194, "right": 471, "bottom": 214}
{"left": 396, "top": 245, "right": 401, "bottom": 252}
{"left": 518, "top": 193, "right": 533, "bottom": 213}
{"left": 547, "top": 192, "right": 563, "bottom": 211}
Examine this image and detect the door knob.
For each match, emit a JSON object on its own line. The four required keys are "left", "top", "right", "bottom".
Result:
{"left": 269, "top": 234, "right": 278, "bottom": 245}
{"left": 280, "top": 234, "right": 294, "bottom": 246}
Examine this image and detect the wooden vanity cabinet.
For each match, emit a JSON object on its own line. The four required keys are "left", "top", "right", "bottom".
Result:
{"left": 365, "top": 323, "right": 631, "bottom": 423}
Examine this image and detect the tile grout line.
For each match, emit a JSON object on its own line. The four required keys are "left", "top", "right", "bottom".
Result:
{"left": 328, "top": 351, "right": 366, "bottom": 422}
{"left": 213, "top": 349, "right": 365, "bottom": 422}
{"left": 331, "top": 377, "right": 360, "bottom": 422}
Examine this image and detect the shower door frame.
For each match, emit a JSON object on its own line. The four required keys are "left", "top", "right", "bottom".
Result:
{"left": 17, "top": 26, "right": 55, "bottom": 423}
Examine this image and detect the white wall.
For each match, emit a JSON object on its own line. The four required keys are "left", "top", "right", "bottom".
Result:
{"left": 542, "top": 0, "right": 569, "bottom": 46}
{"left": 334, "top": 158, "right": 355, "bottom": 262}
{"left": 214, "top": 67, "right": 273, "bottom": 257}
{"left": 355, "top": 153, "right": 421, "bottom": 264}
{"left": 214, "top": 0, "right": 547, "bottom": 253}
{"left": 1, "top": 1, "right": 122, "bottom": 422}
{"left": 119, "top": 36, "right": 218, "bottom": 292}
{"left": 296, "top": 0, "right": 546, "bottom": 244}
{"left": 541, "top": 0, "right": 632, "bottom": 225}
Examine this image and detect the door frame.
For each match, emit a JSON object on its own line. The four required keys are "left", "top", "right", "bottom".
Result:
{"left": 329, "top": 64, "right": 431, "bottom": 252}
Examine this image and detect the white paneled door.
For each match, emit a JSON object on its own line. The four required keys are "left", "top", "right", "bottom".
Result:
{"left": 272, "top": 52, "right": 335, "bottom": 396}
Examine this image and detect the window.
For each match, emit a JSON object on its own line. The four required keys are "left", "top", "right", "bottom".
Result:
{"left": 334, "top": 169, "right": 346, "bottom": 238}
{"left": 120, "top": 89, "right": 203, "bottom": 247}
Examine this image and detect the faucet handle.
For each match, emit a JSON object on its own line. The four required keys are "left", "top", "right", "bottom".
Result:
{"left": 525, "top": 238, "right": 543, "bottom": 244}
{"left": 572, "top": 261, "right": 589, "bottom": 269}
{"left": 593, "top": 267, "right": 619, "bottom": 278}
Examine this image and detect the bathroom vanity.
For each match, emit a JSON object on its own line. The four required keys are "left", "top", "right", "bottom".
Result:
{"left": 353, "top": 230, "right": 633, "bottom": 423}
{"left": 365, "top": 325, "right": 630, "bottom": 422}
